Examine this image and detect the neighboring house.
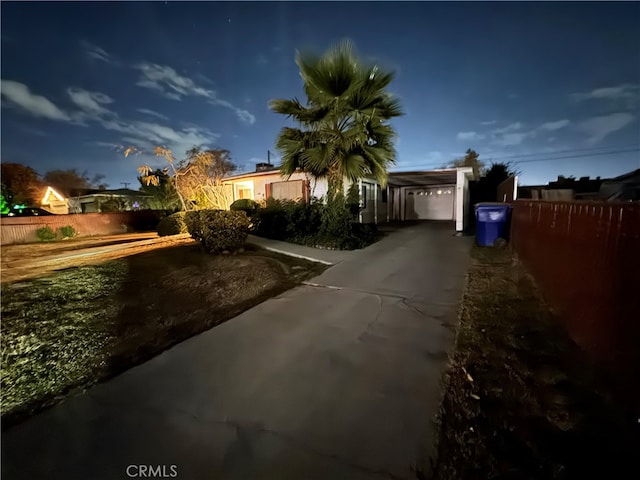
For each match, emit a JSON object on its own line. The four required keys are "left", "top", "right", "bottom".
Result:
{"left": 224, "top": 162, "right": 474, "bottom": 231}
{"left": 40, "top": 186, "right": 69, "bottom": 214}
{"left": 519, "top": 175, "right": 606, "bottom": 201}
{"left": 66, "top": 189, "right": 154, "bottom": 213}
{"left": 599, "top": 169, "right": 640, "bottom": 202}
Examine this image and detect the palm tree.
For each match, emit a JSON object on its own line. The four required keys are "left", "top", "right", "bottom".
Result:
{"left": 270, "top": 39, "right": 403, "bottom": 202}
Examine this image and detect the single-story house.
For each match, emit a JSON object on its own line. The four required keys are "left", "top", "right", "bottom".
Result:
{"left": 599, "top": 169, "right": 640, "bottom": 202}
{"left": 40, "top": 186, "right": 69, "bottom": 214}
{"left": 224, "top": 162, "right": 474, "bottom": 231}
{"left": 66, "top": 189, "right": 154, "bottom": 213}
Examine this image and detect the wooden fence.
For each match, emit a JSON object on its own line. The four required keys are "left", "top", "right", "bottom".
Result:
{"left": 1, "top": 210, "right": 168, "bottom": 245}
{"left": 510, "top": 200, "right": 640, "bottom": 371}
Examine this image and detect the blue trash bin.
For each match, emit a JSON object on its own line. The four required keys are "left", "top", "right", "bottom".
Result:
{"left": 475, "top": 203, "right": 512, "bottom": 246}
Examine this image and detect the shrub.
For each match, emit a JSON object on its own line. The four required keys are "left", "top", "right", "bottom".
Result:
{"left": 283, "top": 199, "right": 323, "bottom": 239}
{"left": 186, "top": 209, "right": 250, "bottom": 254}
{"left": 253, "top": 199, "right": 288, "bottom": 240}
{"left": 318, "top": 193, "right": 354, "bottom": 249}
{"left": 230, "top": 199, "right": 259, "bottom": 216}
{"left": 156, "top": 212, "right": 188, "bottom": 236}
{"left": 35, "top": 226, "right": 57, "bottom": 242}
{"left": 182, "top": 210, "right": 201, "bottom": 236}
{"left": 58, "top": 225, "right": 76, "bottom": 238}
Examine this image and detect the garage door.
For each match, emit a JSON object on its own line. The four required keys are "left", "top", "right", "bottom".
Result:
{"left": 405, "top": 186, "right": 454, "bottom": 220}
{"left": 270, "top": 180, "right": 304, "bottom": 201}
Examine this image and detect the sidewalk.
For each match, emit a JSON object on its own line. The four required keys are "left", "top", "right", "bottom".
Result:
{"left": 247, "top": 235, "right": 353, "bottom": 265}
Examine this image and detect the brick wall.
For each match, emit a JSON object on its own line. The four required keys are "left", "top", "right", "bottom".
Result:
{"left": 1, "top": 210, "right": 168, "bottom": 245}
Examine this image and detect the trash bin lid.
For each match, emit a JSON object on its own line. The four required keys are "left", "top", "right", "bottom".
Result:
{"left": 474, "top": 202, "right": 512, "bottom": 211}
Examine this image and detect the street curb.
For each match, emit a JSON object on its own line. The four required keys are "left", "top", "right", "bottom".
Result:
{"left": 247, "top": 243, "right": 334, "bottom": 265}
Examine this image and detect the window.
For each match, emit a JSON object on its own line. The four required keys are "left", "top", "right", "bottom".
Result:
{"left": 238, "top": 188, "right": 252, "bottom": 200}
{"left": 381, "top": 188, "right": 388, "bottom": 203}
{"left": 361, "top": 184, "right": 367, "bottom": 208}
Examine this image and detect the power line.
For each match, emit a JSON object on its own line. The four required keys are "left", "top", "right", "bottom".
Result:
{"left": 511, "top": 148, "right": 640, "bottom": 165}
{"left": 392, "top": 147, "right": 640, "bottom": 171}
{"left": 482, "top": 143, "right": 640, "bottom": 160}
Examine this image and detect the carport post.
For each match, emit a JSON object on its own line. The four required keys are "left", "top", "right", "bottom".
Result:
{"left": 374, "top": 182, "right": 378, "bottom": 224}
{"left": 358, "top": 179, "right": 363, "bottom": 223}
{"left": 386, "top": 185, "right": 390, "bottom": 223}
{"left": 456, "top": 169, "right": 464, "bottom": 232}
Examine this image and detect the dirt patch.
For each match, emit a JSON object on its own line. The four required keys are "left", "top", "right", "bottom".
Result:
{"left": 1, "top": 243, "right": 327, "bottom": 428}
{"left": 1, "top": 234, "right": 194, "bottom": 283}
{"left": 430, "top": 246, "right": 639, "bottom": 479}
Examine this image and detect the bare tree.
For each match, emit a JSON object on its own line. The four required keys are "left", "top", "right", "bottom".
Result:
{"left": 129, "top": 146, "right": 236, "bottom": 211}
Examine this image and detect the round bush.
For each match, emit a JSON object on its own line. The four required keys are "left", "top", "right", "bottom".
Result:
{"left": 35, "top": 226, "right": 57, "bottom": 242}
{"left": 58, "top": 225, "right": 77, "bottom": 238}
{"left": 156, "top": 212, "right": 188, "bottom": 236}
{"left": 230, "top": 199, "right": 259, "bottom": 216}
{"left": 186, "top": 209, "right": 250, "bottom": 254}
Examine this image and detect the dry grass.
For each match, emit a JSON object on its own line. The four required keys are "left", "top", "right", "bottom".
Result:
{"left": 1, "top": 243, "right": 326, "bottom": 428}
{"left": 431, "top": 246, "right": 639, "bottom": 480}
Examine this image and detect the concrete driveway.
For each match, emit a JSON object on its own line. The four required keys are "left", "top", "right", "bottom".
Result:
{"left": 1, "top": 222, "right": 472, "bottom": 480}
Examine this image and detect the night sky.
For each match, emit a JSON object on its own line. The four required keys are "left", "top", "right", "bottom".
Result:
{"left": 1, "top": 1, "right": 639, "bottom": 188}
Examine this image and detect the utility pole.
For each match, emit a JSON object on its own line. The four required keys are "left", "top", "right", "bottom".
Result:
{"left": 121, "top": 182, "right": 130, "bottom": 189}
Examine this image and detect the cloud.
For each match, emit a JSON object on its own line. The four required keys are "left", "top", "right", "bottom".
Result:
{"left": 256, "top": 55, "right": 269, "bottom": 66}
{"left": 578, "top": 112, "right": 635, "bottom": 145}
{"left": 67, "top": 88, "right": 114, "bottom": 117}
{"left": 137, "top": 108, "right": 169, "bottom": 121}
{"left": 491, "top": 132, "right": 532, "bottom": 147}
{"left": 457, "top": 131, "right": 485, "bottom": 141}
{"left": 211, "top": 99, "right": 255, "bottom": 124}
{"left": 135, "top": 63, "right": 209, "bottom": 100}
{"left": 571, "top": 84, "right": 640, "bottom": 103}
{"left": 1, "top": 78, "right": 220, "bottom": 160}
{"left": 135, "top": 62, "right": 256, "bottom": 124}
{"left": 81, "top": 41, "right": 113, "bottom": 63}
{"left": 539, "top": 119, "right": 570, "bottom": 131}
{"left": 480, "top": 120, "right": 497, "bottom": 126}
{"left": 507, "top": 93, "right": 519, "bottom": 100}
{"left": 492, "top": 122, "right": 522, "bottom": 134}
{"left": 0, "top": 79, "right": 70, "bottom": 121}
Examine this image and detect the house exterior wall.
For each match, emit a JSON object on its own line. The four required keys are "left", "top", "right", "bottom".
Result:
{"left": 224, "top": 172, "right": 387, "bottom": 223}
{"left": 225, "top": 171, "right": 312, "bottom": 203}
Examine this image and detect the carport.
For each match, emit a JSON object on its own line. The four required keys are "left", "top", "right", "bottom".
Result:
{"left": 386, "top": 167, "right": 474, "bottom": 232}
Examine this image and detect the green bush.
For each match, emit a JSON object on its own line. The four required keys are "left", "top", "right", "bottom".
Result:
{"left": 318, "top": 193, "right": 355, "bottom": 249}
{"left": 253, "top": 199, "right": 288, "bottom": 240}
{"left": 182, "top": 210, "right": 201, "bottom": 236}
{"left": 35, "top": 226, "right": 57, "bottom": 242}
{"left": 156, "top": 212, "right": 188, "bottom": 236}
{"left": 230, "top": 199, "right": 259, "bottom": 216}
{"left": 283, "top": 199, "right": 323, "bottom": 240}
{"left": 186, "top": 209, "right": 250, "bottom": 254}
{"left": 251, "top": 195, "right": 378, "bottom": 250}
{"left": 58, "top": 225, "right": 76, "bottom": 238}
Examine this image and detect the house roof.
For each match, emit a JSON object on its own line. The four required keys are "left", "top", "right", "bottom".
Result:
{"left": 387, "top": 168, "right": 459, "bottom": 187}
{"left": 68, "top": 188, "right": 152, "bottom": 197}
{"left": 223, "top": 168, "right": 288, "bottom": 181}
{"left": 41, "top": 186, "right": 66, "bottom": 204}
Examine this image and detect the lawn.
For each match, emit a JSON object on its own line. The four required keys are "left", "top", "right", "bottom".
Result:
{"left": 1, "top": 243, "right": 326, "bottom": 428}
{"left": 431, "top": 245, "right": 638, "bottom": 479}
